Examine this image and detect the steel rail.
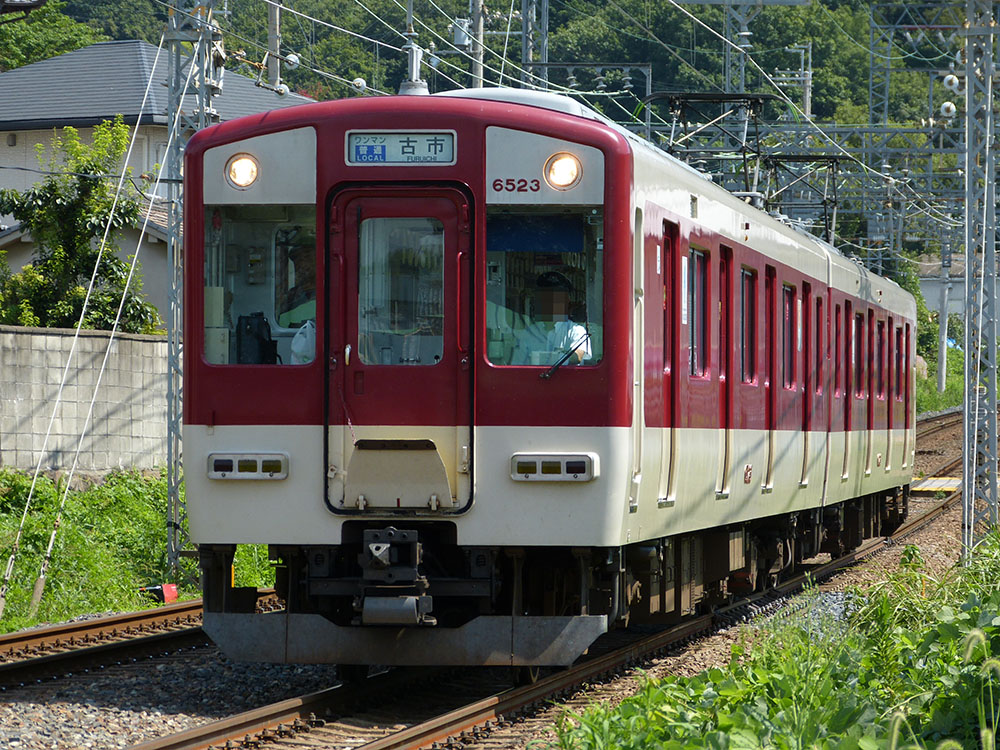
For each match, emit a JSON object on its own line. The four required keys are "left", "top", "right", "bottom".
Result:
{"left": 0, "top": 627, "right": 210, "bottom": 690}
{"left": 129, "top": 667, "right": 446, "bottom": 750}
{"left": 0, "top": 598, "right": 203, "bottom": 657}
{"left": 915, "top": 410, "right": 962, "bottom": 441}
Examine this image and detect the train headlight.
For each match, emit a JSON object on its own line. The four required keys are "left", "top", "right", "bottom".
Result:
{"left": 225, "top": 154, "right": 259, "bottom": 189}
{"left": 544, "top": 152, "right": 582, "bottom": 190}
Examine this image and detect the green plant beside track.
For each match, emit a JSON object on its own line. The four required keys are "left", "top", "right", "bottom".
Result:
{"left": 0, "top": 469, "right": 273, "bottom": 633}
{"left": 552, "top": 541, "right": 1000, "bottom": 749}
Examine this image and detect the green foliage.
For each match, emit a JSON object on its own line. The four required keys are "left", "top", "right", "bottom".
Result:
{"left": 0, "top": 0, "right": 105, "bottom": 72}
{"left": 552, "top": 536, "right": 1000, "bottom": 749}
{"left": 916, "top": 346, "right": 963, "bottom": 414}
{"left": 61, "top": 0, "right": 165, "bottom": 44}
{"left": 0, "top": 116, "right": 161, "bottom": 333}
{"left": 0, "top": 468, "right": 195, "bottom": 633}
{"left": 234, "top": 544, "right": 276, "bottom": 588}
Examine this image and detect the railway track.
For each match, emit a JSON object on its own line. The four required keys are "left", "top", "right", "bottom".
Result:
{"left": 0, "top": 592, "right": 280, "bottom": 691}
{"left": 128, "top": 485, "right": 960, "bottom": 750}
{"left": 0, "top": 598, "right": 203, "bottom": 661}
{"left": 915, "top": 408, "right": 962, "bottom": 442}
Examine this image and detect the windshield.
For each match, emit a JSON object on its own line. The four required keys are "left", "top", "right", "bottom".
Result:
{"left": 485, "top": 207, "right": 604, "bottom": 367}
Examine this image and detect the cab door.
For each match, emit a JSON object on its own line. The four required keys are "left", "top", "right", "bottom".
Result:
{"left": 326, "top": 187, "right": 472, "bottom": 513}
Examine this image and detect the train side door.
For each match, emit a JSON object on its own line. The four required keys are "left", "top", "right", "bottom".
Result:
{"left": 326, "top": 188, "right": 472, "bottom": 512}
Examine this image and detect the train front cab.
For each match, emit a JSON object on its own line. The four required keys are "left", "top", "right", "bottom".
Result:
{"left": 185, "top": 95, "right": 640, "bottom": 667}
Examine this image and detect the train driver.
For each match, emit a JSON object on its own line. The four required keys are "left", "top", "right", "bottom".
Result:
{"left": 510, "top": 271, "right": 591, "bottom": 366}
{"left": 277, "top": 239, "right": 316, "bottom": 365}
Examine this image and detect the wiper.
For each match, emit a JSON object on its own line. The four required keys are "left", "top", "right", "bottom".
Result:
{"left": 540, "top": 332, "right": 591, "bottom": 379}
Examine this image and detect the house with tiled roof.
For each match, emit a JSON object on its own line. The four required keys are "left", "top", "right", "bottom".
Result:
{"left": 0, "top": 39, "right": 312, "bottom": 321}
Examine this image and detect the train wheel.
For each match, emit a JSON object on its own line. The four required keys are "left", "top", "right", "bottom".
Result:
{"left": 338, "top": 664, "right": 370, "bottom": 683}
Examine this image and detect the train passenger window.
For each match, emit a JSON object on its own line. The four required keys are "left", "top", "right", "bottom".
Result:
{"left": 815, "top": 297, "right": 823, "bottom": 394}
{"left": 484, "top": 207, "right": 603, "bottom": 367}
{"left": 877, "top": 321, "right": 886, "bottom": 398}
{"left": 782, "top": 285, "right": 796, "bottom": 388}
{"left": 740, "top": 269, "right": 756, "bottom": 383}
{"left": 895, "top": 326, "right": 904, "bottom": 401}
{"left": 834, "top": 304, "right": 842, "bottom": 396}
{"left": 357, "top": 217, "right": 444, "bottom": 366}
{"left": 854, "top": 313, "right": 865, "bottom": 397}
{"left": 689, "top": 249, "right": 707, "bottom": 376}
{"left": 202, "top": 205, "right": 317, "bottom": 365}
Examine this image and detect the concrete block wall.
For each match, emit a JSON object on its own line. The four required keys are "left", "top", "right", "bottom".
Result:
{"left": 0, "top": 325, "right": 167, "bottom": 471}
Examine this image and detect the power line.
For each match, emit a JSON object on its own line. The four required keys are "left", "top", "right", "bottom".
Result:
{"left": 658, "top": 0, "right": 960, "bottom": 233}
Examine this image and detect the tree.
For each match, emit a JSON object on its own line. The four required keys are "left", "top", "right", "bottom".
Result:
{"left": 61, "top": 0, "right": 165, "bottom": 45}
{"left": 0, "top": 0, "right": 106, "bottom": 72}
{"left": 0, "top": 117, "right": 162, "bottom": 334}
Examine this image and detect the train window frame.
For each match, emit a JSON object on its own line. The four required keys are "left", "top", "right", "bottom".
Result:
{"left": 854, "top": 312, "right": 865, "bottom": 398}
{"left": 815, "top": 297, "right": 823, "bottom": 395}
{"left": 877, "top": 319, "right": 886, "bottom": 399}
{"left": 834, "top": 303, "right": 842, "bottom": 397}
{"left": 688, "top": 247, "right": 708, "bottom": 377}
{"left": 483, "top": 206, "right": 604, "bottom": 368}
{"left": 740, "top": 267, "right": 757, "bottom": 384}
{"left": 782, "top": 284, "right": 796, "bottom": 389}
{"left": 201, "top": 204, "right": 318, "bottom": 367}
{"left": 895, "top": 325, "right": 904, "bottom": 401}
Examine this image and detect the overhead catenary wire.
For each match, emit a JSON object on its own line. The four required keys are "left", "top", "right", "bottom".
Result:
{"left": 657, "top": 0, "right": 961, "bottom": 234}
{"left": 152, "top": 0, "right": 400, "bottom": 96}
{"left": 0, "top": 35, "right": 173, "bottom": 621}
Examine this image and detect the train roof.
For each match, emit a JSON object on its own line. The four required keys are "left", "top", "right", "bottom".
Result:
{"left": 434, "top": 88, "right": 912, "bottom": 314}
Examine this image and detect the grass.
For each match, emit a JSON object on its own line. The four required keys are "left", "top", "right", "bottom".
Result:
{"left": 0, "top": 468, "right": 274, "bottom": 634}
{"left": 550, "top": 540, "right": 1000, "bottom": 750}
{"left": 915, "top": 347, "right": 963, "bottom": 415}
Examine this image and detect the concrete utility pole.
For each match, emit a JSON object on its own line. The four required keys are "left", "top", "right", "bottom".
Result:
{"left": 267, "top": 0, "right": 281, "bottom": 87}
{"left": 472, "top": 0, "right": 484, "bottom": 87}
{"left": 165, "top": 0, "right": 222, "bottom": 575}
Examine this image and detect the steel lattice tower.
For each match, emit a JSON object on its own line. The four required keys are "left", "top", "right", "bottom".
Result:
{"left": 165, "top": 2, "right": 223, "bottom": 574}
{"left": 963, "top": 0, "right": 999, "bottom": 555}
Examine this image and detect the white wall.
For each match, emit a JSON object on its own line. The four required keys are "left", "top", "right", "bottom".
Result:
{"left": 0, "top": 325, "right": 167, "bottom": 471}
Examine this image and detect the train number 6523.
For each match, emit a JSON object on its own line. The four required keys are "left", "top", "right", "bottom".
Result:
{"left": 492, "top": 178, "right": 541, "bottom": 192}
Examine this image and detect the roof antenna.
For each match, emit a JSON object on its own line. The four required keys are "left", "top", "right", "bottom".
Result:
{"left": 398, "top": 0, "right": 429, "bottom": 95}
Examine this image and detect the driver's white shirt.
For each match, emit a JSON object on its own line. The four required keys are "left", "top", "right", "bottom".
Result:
{"left": 511, "top": 318, "right": 591, "bottom": 365}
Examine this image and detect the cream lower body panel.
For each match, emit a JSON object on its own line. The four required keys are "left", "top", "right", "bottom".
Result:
{"left": 629, "top": 425, "right": 913, "bottom": 543}
{"left": 185, "top": 423, "right": 912, "bottom": 548}
{"left": 185, "top": 424, "right": 632, "bottom": 547}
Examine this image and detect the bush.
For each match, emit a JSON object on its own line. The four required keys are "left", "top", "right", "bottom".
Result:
{"left": 552, "top": 539, "right": 1000, "bottom": 749}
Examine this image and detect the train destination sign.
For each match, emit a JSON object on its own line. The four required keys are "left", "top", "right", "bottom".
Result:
{"left": 347, "top": 131, "right": 456, "bottom": 165}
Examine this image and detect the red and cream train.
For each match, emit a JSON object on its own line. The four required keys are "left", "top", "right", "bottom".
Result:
{"left": 183, "top": 88, "right": 915, "bottom": 668}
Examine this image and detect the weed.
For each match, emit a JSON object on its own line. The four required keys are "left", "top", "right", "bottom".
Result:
{"left": 0, "top": 468, "right": 198, "bottom": 633}
{"left": 551, "top": 533, "right": 1000, "bottom": 749}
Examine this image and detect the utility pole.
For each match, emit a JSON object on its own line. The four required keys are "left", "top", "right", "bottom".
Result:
{"left": 399, "top": 0, "right": 429, "bottom": 94}
{"left": 267, "top": 0, "right": 281, "bottom": 87}
{"left": 165, "top": 1, "right": 223, "bottom": 576}
{"left": 472, "top": 0, "right": 484, "bottom": 87}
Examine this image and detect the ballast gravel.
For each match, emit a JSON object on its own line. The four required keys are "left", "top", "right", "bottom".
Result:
{"left": 0, "top": 653, "right": 339, "bottom": 748}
